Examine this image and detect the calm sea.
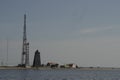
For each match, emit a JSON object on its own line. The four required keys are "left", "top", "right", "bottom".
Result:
{"left": 0, "top": 69, "right": 120, "bottom": 80}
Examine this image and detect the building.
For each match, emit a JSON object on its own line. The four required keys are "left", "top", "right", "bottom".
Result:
{"left": 60, "top": 63, "right": 78, "bottom": 68}
{"left": 32, "top": 50, "right": 41, "bottom": 67}
{"left": 46, "top": 62, "right": 59, "bottom": 68}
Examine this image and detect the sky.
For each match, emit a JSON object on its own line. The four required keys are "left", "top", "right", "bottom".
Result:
{"left": 1, "top": 0, "right": 120, "bottom": 67}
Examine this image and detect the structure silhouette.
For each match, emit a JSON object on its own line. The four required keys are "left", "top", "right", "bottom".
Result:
{"left": 20, "top": 14, "right": 29, "bottom": 67}
{"left": 33, "top": 50, "right": 41, "bottom": 67}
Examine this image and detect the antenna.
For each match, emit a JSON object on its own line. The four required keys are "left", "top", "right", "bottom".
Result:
{"left": 21, "top": 14, "right": 29, "bottom": 67}
{"left": 6, "top": 38, "right": 8, "bottom": 66}
{"left": 0, "top": 40, "right": 3, "bottom": 66}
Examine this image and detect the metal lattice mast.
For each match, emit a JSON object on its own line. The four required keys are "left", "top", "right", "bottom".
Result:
{"left": 21, "top": 14, "right": 29, "bottom": 67}
{"left": 25, "top": 42, "right": 29, "bottom": 66}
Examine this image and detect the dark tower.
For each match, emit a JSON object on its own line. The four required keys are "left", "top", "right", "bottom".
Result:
{"left": 21, "top": 14, "right": 29, "bottom": 67}
{"left": 33, "top": 50, "right": 41, "bottom": 67}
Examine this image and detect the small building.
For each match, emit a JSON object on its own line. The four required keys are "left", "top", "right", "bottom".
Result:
{"left": 67, "top": 64, "right": 78, "bottom": 68}
{"left": 60, "top": 63, "right": 78, "bottom": 68}
{"left": 32, "top": 50, "right": 41, "bottom": 67}
{"left": 46, "top": 62, "right": 59, "bottom": 68}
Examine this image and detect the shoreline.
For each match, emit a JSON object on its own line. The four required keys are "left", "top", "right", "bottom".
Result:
{"left": 0, "top": 66, "right": 120, "bottom": 70}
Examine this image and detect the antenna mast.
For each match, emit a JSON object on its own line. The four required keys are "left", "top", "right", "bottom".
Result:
{"left": 6, "top": 38, "right": 8, "bottom": 66}
{"left": 21, "top": 14, "right": 29, "bottom": 67}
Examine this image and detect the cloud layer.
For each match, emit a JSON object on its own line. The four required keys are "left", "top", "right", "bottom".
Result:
{"left": 79, "top": 26, "right": 113, "bottom": 34}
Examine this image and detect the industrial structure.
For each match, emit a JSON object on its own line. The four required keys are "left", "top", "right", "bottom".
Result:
{"left": 33, "top": 50, "right": 41, "bottom": 67}
{"left": 19, "top": 14, "right": 29, "bottom": 67}
{"left": 17, "top": 14, "right": 78, "bottom": 69}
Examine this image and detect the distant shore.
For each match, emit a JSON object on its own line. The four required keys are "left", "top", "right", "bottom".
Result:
{"left": 0, "top": 66, "right": 120, "bottom": 70}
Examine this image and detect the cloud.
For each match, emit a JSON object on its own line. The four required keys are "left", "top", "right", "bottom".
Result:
{"left": 79, "top": 26, "right": 113, "bottom": 34}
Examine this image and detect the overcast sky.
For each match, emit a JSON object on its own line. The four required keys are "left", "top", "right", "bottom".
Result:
{"left": 1, "top": 0, "right": 120, "bottom": 67}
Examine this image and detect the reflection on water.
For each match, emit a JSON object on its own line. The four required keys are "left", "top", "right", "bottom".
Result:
{"left": 0, "top": 69, "right": 120, "bottom": 80}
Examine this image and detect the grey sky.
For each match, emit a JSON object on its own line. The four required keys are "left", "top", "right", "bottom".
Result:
{"left": 1, "top": 0, "right": 120, "bottom": 67}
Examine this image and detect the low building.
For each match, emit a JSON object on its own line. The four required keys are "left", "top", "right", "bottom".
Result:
{"left": 46, "top": 62, "right": 59, "bottom": 68}
{"left": 60, "top": 63, "right": 78, "bottom": 68}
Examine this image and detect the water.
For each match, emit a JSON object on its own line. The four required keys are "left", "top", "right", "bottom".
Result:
{"left": 0, "top": 69, "right": 120, "bottom": 80}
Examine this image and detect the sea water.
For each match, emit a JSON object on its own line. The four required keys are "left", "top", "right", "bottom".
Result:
{"left": 0, "top": 69, "right": 120, "bottom": 80}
